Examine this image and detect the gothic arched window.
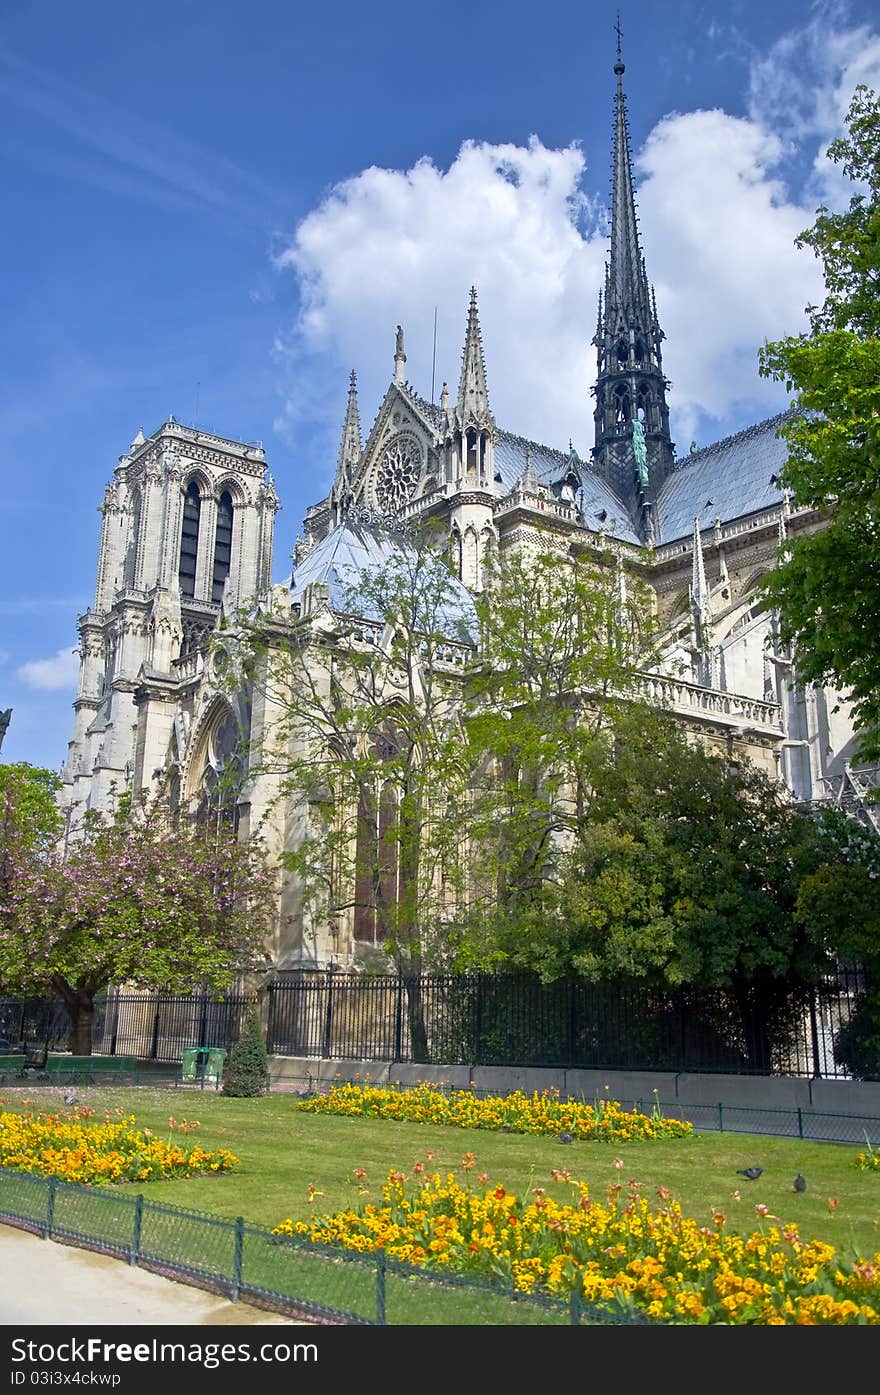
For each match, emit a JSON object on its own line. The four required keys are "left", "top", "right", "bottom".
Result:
{"left": 124, "top": 490, "right": 142, "bottom": 589}
{"left": 212, "top": 490, "right": 234, "bottom": 603}
{"left": 193, "top": 708, "right": 243, "bottom": 835}
{"left": 179, "top": 482, "right": 201, "bottom": 598}
{"left": 353, "top": 725, "right": 401, "bottom": 946}
{"left": 613, "top": 383, "right": 631, "bottom": 429}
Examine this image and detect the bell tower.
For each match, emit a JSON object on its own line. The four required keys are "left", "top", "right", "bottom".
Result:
{"left": 61, "top": 421, "right": 279, "bottom": 821}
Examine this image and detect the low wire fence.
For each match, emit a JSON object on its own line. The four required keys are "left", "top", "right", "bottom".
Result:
{"left": 0, "top": 1168, "right": 642, "bottom": 1327}
{"left": 282, "top": 1072, "right": 880, "bottom": 1148}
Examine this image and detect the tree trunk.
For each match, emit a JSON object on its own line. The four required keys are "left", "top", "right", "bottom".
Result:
{"left": 53, "top": 979, "right": 97, "bottom": 1055}
{"left": 732, "top": 976, "right": 779, "bottom": 1074}
{"left": 404, "top": 976, "right": 430, "bottom": 1064}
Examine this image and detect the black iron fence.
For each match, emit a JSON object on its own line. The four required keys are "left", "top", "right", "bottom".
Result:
{"left": 0, "top": 967, "right": 869, "bottom": 1078}
{"left": 0, "top": 991, "right": 255, "bottom": 1063}
{"left": 266, "top": 970, "right": 870, "bottom": 1079}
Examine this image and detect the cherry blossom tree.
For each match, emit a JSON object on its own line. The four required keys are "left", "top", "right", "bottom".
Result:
{"left": 0, "top": 793, "right": 277, "bottom": 1053}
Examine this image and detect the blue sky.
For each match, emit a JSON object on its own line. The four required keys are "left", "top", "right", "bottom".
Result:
{"left": 2, "top": 0, "right": 879, "bottom": 772}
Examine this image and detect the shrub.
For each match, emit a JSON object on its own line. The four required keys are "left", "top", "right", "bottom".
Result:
{"left": 833, "top": 996, "right": 880, "bottom": 1081}
{"left": 222, "top": 1005, "right": 270, "bottom": 1097}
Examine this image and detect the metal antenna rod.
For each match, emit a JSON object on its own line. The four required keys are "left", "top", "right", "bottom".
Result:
{"left": 430, "top": 306, "right": 438, "bottom": 406}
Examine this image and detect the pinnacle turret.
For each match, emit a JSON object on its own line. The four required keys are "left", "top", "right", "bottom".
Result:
{"left": 331, "top": 370, "right": 362, "bottom": 522}
{"left": 456, "top": 287, "right": 494, "bottom": 430}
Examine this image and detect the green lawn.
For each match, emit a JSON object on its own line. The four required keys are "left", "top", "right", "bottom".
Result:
{"left": 2, "top": 1084, "right": 877, "bottom": 1260}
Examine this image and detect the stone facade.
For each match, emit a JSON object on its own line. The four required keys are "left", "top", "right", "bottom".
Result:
{"left": 59, "top": 56, "right": 878, "bottom": 974}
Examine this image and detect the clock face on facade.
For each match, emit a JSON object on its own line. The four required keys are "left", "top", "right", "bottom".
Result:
{"left": 374, "top": 435, "right": 422, "bottom": 512}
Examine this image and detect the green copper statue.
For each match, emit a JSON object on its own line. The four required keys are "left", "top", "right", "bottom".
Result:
{"left": 632, "top": 419, "right": 648, "bottom": 487}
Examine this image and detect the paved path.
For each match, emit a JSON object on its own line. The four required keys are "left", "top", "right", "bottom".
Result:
{"left": 0, "top": 1224, "right": 307, "bottom": 1326}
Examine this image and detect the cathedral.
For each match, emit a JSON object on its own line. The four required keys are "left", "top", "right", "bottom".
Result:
{"left": 59, "top": 50, "right": 876, "bottom": 972}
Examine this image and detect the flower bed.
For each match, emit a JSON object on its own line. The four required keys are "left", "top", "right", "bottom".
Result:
{"left": 0, "top": 1106, "right": 238, "bottom": 1184}
{"left": 295, "top": 1082, "right": 693, "bottom": 1142}
{"left": 273, "top": 1165, "right": 880, "bottom": 1325}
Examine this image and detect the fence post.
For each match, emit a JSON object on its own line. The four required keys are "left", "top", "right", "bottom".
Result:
{"left": 394, "top": 979, "right": 404, "bottom": 1063}
{"left": 130, "top": 1195, "right": 143, "bottom": 1266}
{"left": 109, "top": 990, "right": 121, "bottom": 1057}
{"left": 44, "top": 1177, "right": 56, "bottom": 1239}
{"left": 150, "top": 1000, "right": 161, "bottom": 1061}
{"left": 809, "top": 991, "right": 823, "bottom": 1079}
{"left": 474, "top": 975, "right": 483, "bottom": 1066}
{"left": 376, "top": 1251, "right": 386, "bottom": 1324}
{"left": 198, "top": 989, "right": 209, "bottom": 1048}
{"left": 718, "top": 1103, "right": 724, "bottom": 1133}
{"left": 231, "top": 1217, "right": 244, "bottom": 1302}
{"left": 797, "top": 1106, "right": 804, "bottom": 1140}
{"left": 265, "top": 984, "right": 275, "bottom": 1056}
{"left": 322, "top": 970, "right": 335, "bottom": 1060}
{"left": 571, "top": 1277, "right": 585, "bottom": 1322}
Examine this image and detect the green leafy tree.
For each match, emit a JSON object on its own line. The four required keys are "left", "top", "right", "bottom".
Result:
{"left": 459, "top": 544, "right": 658, "bottom": 955}
{"left": 222, "top": 1004, "right": 270, "bottom": 1096}
{"left": 795, "top": 808, "right": 880, "bottom": 1078}
{"left": 476, "top": 716, "right": 880, "bottom": 1070}
{"left": 759, "top": 84, "right": 880, "bottom": 761}
{"left": 239, "top": 521, "right": 476, "bottom": 1060}
{"left": 0, "top": 797, "right": 276, "bottom": 1053}
{"left": 0, "top": 762, "right": 62, "bottom": 855}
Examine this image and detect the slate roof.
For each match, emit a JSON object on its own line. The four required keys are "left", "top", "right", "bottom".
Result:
{"left": 405, "top": 389, "right": 642, "bottom": 545}
{"left": 369, "top": 390, "right": 791, "bottom": 551}
{"left": 656, "top": 412, "right": 791, "bottom": 544}
{"left": 286, "top": 520, "right": 477, "bottom": 641}
{"left": 493, "top": 430, "right": 642, "bottom": 544}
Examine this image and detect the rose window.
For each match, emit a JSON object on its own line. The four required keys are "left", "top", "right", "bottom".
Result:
{"left": 374, "top": 437, "right": 422, "bottom": 512}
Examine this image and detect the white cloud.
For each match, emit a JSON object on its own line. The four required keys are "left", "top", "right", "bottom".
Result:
{"left": 273, "top": 12, "right": 876, "bottom": 481}
{"left": 748, "top": 2, "right": 880, "bottom": 203}
{"left": 275, "top": 138, "right": 605, "bottom": 475}
{"left": 633, "top": 108, "right": 821, "bottom": 444}
{"left": 16, "top": 647, "right": 79, "bottom": 691}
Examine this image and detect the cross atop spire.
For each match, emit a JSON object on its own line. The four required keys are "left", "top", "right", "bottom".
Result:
{"left": 456, "top": 287, "right": 494, "bottom": 429}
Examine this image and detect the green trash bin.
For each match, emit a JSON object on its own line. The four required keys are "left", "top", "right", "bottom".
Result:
{"left": 204, "top": 1048, "right": 226, "bottom": 1089}
{"left": 181, "top": 1047, "right": 200, "bottom": 1083}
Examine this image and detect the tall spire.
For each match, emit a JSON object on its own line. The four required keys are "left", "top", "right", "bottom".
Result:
{"left": 331, "top": 370, "right": 361, "bottom": 522}
{"left": 338, "top": 370, "right": 361, "bottom": 472}
{"left": 609, "top": 31, "right": 650, "bottom": 338}
{"left": 591, "top": 24, "right": 675, "bottom": 543}
{"left": 456, "top": 287, "right": 494, "bottom": 428}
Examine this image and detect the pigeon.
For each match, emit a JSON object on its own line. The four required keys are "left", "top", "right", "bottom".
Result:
{"left": 736, "top": 1167, "right": 764, "bottom": 1180}
{"left": 793, "top": 1173, "right": 807, "bottom": 1192}
{"left": 558, "top": 1132, "right": 574, "bottom": 1144}
{"left": 63, "top": 1091, "right": 77, "bottom": 1105}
